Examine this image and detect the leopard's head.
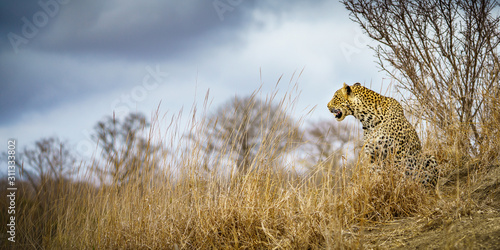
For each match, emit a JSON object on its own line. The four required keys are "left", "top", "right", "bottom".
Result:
{"left": 327, "top": 83, "right": 358, "bottom": 121}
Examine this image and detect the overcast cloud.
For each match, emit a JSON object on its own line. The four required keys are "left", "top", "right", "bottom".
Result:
{"left": 0, "top": 0, "right": 385, "bottom": 159}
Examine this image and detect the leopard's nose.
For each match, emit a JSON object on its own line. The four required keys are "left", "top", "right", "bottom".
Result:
{"left": 327, "top": 103, "right": 334, "bottom": 113}
{"left": 328, "top": 105, "right": 338, "bottom": 114}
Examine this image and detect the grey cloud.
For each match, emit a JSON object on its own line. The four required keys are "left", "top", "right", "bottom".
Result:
{"left": 0, "top": 0, "right": 257, "bottom": 125}
{"left": 0, "top": 0, "right": 341, "bottom": 126}
{"left": 0, "top": 53, "right": 105, "bottom": 126}
{"left": 2, "top": 1, "right": 330, "bottom": 59}
{"left": 3, "top": 0, "right": 258, "bottom": 60}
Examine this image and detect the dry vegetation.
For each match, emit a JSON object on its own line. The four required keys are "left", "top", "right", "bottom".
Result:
{"left": 2, "top": 1, "right": 500, "bottom": 248}
{"left": 1, "top": 82, "right": 499, "bottom": 249}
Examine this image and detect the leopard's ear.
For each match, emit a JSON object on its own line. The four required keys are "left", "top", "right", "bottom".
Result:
{"left": 342, "top": 83, "right": 352, "bottom": 98}
{"left": 353, "top": 82, "right": 361, "bottom": 87}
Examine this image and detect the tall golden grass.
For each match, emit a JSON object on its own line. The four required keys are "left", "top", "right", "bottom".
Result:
{"left": 2, "top": 83, "right": 496, "bottom": 249}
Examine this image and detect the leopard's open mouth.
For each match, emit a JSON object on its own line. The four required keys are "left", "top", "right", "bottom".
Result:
{"left": 331, "top": 109, "right": 342, "bottom": 119}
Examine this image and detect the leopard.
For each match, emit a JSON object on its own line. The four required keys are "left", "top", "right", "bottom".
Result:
{"left": 327, "top": 83, "right": 438, "bottom": 187}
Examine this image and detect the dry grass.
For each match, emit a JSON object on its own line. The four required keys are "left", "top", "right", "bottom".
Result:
{"left": 1, "top": 85, "right": 498, "bottom": 249}
{"left": 46, "top": 163, "right": 437, "bottom": 249}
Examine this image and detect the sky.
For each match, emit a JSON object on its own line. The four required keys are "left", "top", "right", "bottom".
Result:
{"left": 0, "top": 0, "right": 387, "bottom": 162}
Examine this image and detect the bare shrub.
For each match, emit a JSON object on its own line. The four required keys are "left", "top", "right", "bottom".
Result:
{"left": 91, "top": 112, "right": 162, "bottom": 188}
{"left": 13, "top": 137, "right": 76, "bottom": 193}
{"left": 300, "top": 119, "right": 362, "bottom": 186}
{"left": 194, "top": 90, "right": 303, "bottom": 174}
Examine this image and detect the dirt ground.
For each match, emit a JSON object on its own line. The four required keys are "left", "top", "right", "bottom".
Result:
{"left": 363, "top": 164, "right": 500, "bottom": 249}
